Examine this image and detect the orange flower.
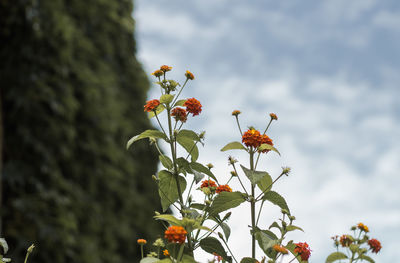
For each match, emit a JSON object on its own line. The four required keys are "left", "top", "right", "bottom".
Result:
{"left": 242, "top": 129, "right": 262, "bottom": 148}
{"left": 171, "top": 107, "right": 188, "bottom": 122}
{"left": 213, "top": 253, "right": 223, "bottom": 262}
{"left": 273, "top": 244, "right": 288, "bottom": 254}
{"left": 137, "top": 239, "right": 147, "bottom": 245}
{"left": 232, "top": 110, "right": 241, "bottom": 116}
{"left": 269, "top": 113, "right": 278, "bottom": 120}
{"left": 368, "top": 238, "right": 382, "bottom": 253}
{"left": 144, "top": 99, "right": 160, "bottom": 112}
{"left": 357, "top": 223, "right": 369, "bottom": 232}
{"left": 258, "top": 134, "right": 273, "bottom": 153}
{"left": 185, "top": 70, "right": 195, "bottom": 80}
{"left": 163, "top": 249, "right": 170, "bottom": 257}
{"left": 201, "top": 179, "right": 217, "bottom": 188}
{"left": 164, "top": 226, "right": 187, "bottom": 244}
{"left": 216, "top": 184, "right": 232, "bottom": 194}
{"left": 184, "top": 98, "right": 202, "bottom": 116}
{"left": 294, "top": 242, "right": 311, "bottom": 261}
{"left": 160, "top": 65, "right": 172, "bottom": 72}
{"left": 151, "top": 70, "right": 164, "bottom": 78}
{"left": 339, "top": 235, "right": 352, "bottom": 247}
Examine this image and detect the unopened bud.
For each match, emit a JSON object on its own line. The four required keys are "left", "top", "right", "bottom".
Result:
{"left": 289, "top": 215, "right": 296, "bottom": 221}
{"left": 155, "top": 211, "right": 160, "bottom": 216}
{"left": 218, "top": 232, "right": 224, "bottom": 240}
{"left": 281, "top": 209, "right": 289, "bottom": 215}
{"left": 269, "top": 113, "right": 278, "bottom": 121}
{"left": 199, "top": 131, "right": 206, "bottom": 139}
{"left": 206, "top": 163, "right": 214, "bottom": 169}
{"left": 152, "top": 175, "right": 158, "bottom": 181}
{"left": 282, "top": 167, "right": 291, "bottom": 176}
{"left": 228, "top": 156, "right": 238, "bottom": 165}
{"left": 205, "top": 200, "right": 212, "bottom": 206}
{"left": 230, "top": 171, "right": 237, "bottom": 177}
{"left": 351, "top": 226, "right": 357, "bottom": 231}
{"left": 27, "top": 244, "right": 35, "bottom": 254}
{"left": 223, "top": 212, "right": 232, "bottom": 221}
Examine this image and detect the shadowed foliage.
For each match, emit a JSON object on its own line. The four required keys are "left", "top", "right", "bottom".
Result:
{"left": 0, "top": 0, "right": 162, "bottom": 262}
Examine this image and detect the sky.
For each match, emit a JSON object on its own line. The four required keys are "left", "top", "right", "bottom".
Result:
{"left": 133, "top": 1, "right": 400, "bottom": 262}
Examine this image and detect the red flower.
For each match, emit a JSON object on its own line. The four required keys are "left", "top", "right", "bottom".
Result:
{"left": 368, "top": 239, "right": 382, "bottom": 253}
{"left": 200, "top": 180, "right": 217, "bottom": 188}
{"left": 216, "top": 184, "right": 232, "bottom": 194}
{"left": 232, "top": 110, "right": 241, "bottom": 116}
{"left": 258, "top": 134, "right": 273, "bottom": 153}
{"left": 184, "top": 98, "right": 202, "bottom": 116}
{"left": 242, "top": 129, "right": 262, "bottom": 148}
{"left": 160, "top": 65, "right": 172, "bottom": 72}
{"left": 144, "top": 99, "right": 160, "bottom": 112}
{"left": 294, "top": 242, "right": 311, "bottom": 261}
{"left": 164, "top": 226, "right": 187, "bottom": 244}
{"left": 185, "top": 70, "right": 195, "bottom": 80}
{"left": 171, "top": 107, "right": 187, "bottom": 122}
{"left": 339, "top": 235, "right": 352, "bottom": 247}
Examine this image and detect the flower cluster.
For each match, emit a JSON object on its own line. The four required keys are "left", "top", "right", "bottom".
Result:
{"left": 184, "top": 98, "right": 202, "bottom": 116}
{"left": 171, "top": 107, "right": 188, "bottom": 122}
{"left": 242, "top": 129, "right": 262, "bottom": 148}
{"left": 368, "top": 238, "right": 382, "bottom": 253}
{"left": 339, "top": 234, "right": 353, "bottom": 247}
{"left": 201, "top": 179, "right": 217, "bottom": 188}
{"left": 164, "top": 226, "right": 187, "bottom": 244}
{"left": 273, "top": 244, "right": 288, "bottom": 254}
{"left": 358, "top": 222, "right": 369, "bottom": 232}
{"left": 216, "top": 184, "right": 232, "bottom": 194}
{"left": 144, "top": 99, "right": 160, "bottom": 112}
{"left": 294, "top": 242, "right": 311, "bottom": 261}
{"left": 137, "top": 239, "right": 147, "bottom": 245}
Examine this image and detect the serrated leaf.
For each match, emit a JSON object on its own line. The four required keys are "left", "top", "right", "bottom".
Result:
{"left": 221, "top": 141, "right": 247, "bottom": 152}
{"left": 241, "top": 165, "right": 268, "bottom": 185}
{"left": 325, "top": 252, "right": 348, "bottom": 263}
{"left": 269, "top": 221, "right": 282, "bottom": 232}
{"left": 199, "top": 237, "right": 228, "bottom": 261}
{"left": 240, "top": 258, "right": 258, "bottom": 263}
{"left": 176, "top": 136, "right": 199, "bottom": 162}
{"left": 258, "top": 143, "right": 281, "bottom": 155}
{"left": 190, "top": 162, "right": 218, "bottom": 182}
{"left": 127, "top": 129, "right": 167, "bottom": 149}
{"left": 286, "top": 225, "right": 304, "bottom": 232}
{"left": 160, "top": 94, "right": 175, "bottom": 104}
{"left": 262, "top": 191, "right": 290, "bottom": 214}
{"left": 154, "top": 214, "right": 182, "bottom": 226}
{"left": 174, "top": 99, "right": 187, "bottom": 107}
{"left": 221, "top": 222, "right": 231, "bottom": 241}
{"left": 158, "top": 170, "right": 187, "bottom": 211}
{"left": 209, "top": 192, "right": 246, "bottom": 215}
{"left": 257, "top": 172, "right": 273, "bottom": 192}
{"left": 177, "top": 129, "right": 200, "bottom": 141}
{"left": 359, "top": 255, "right": 375, "bottom": 263}
{"left": 254, "top": 228, "right": 277, "bottom": 254}
{"left": 159, "top": 155, "right": 173, "bottom": 170}
{"left": 148, "top": 104, "right": 166, "bottom": 118}
{"left": 140, "top": 258, "right": 159, "bottom": 263}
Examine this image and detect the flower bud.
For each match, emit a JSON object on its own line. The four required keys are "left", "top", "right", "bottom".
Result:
{"left": 206, "top": 163, "right": 214, "bottom": 169}
{"left": 205, "top": 200, "right": 212, "bottom": 206}
{"left": 218, "top": 232, "right": 224, "bottom": 240}
{"left": 289, "top": 215, "right": 296, "bottom": 221}
{"left": 230, "top": 171, "right": 237, "bottom": 177}
{"left": 155, "top": 211, "right": 160, "bottom": 216}
{"left": 282, "top": 167, "right": 291, "bottom": 176}
{"left": 281, "top": 209, "right": 289, "bottom": 215}
{"left": 152, "top": 175, "right": 158, "bottom": 181}
{"left": 232, "top": 110, "right": 241, "bottom": 116}
{"left": 199, "top": 131, "right": 206, "bottom": 139}
{"left": 27, "top": 244, "right": 35, "bottom": 254}
{"left": 223, "top": 212, "right": 232, "bottom": 221}
{"left": 269, "top": 113, "right": 278, "bottom": 120}
{"left": 228, "top": 156, "right": 238, "bottom": 165}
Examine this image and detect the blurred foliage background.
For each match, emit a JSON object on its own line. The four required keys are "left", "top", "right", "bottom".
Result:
{"left": 0, "top": 0, "right": 163, "bottom": 262}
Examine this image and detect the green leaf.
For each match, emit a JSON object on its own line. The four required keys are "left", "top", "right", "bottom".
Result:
{"left": 209, "top": 191, "right": 246, "bottom": 215}
{"left": 359, "top": 255, "right": 375, "bottom": 263}
{"left": 176, "top": 157, "right": 191, "bottom": 174}
{"left": 286, "top": 241, "right": 306, "bottom": 263}
{"left": 220, "top": 141, "right": 247, "bottom": 152}
{"left": 148, "top": 104, "right": 166, "bottom": 118}
{"left": 286, "top": 225, "right": 304, "bottom": 232}
{"left": 181, "top": 254, "right": 197, "bottom": 263}
{"left": 199, "top": 237, "right": 228, "bottom": 261}
{"left": 158, "top": 170, "right": 187, "bottom": 211}
{"left": 176, "top": 135, "right": 199, "bottom": 162}
{"left": 325, "top": 252, "right": 348, "bottom": 263}
{"left": 257, "top": 172, "right": 273, "bottom": 192}
{"left": 190, "top": 203, "right": 206, "bottom": 210}
{"left": 190, "top": 162, "right": 218, "bottom": 182}
{"left": 258, "top": 143, "right": 281, "bottom": 155}
{"left": 160, "top": 94, "right": 175, "bottom": 104}
{"left": 262, "top": 191, "right": 290, "bottom": 214}
{"left": 254, "top": 228, "right": 277, "bottom": 254}
{"left": 177, "top": 129, "right": 200, "bottom": 141}
{"left": 140, "top": 258, "right": 159, "bottom": 263}
{"left": 221, "top": 222, "right": 231, "bottom": 241}
{"left": 174, "top": 99, "right": 187, "bottom": 107}
{"left": 269, "top": 221, "right": 282, "bottom": 232}
{"left": 155, "top": 259, "right": 173, "bottom": 263}
{"left": 240, "top": 258, "right": 258, "bottom": 263}
{"left": 349, "top": 244, "right": 359, "bottom": 253}
{"left": 127, "top": 129, "right": 167, "bottom": 149}
{"left": 154, "top": 214, "right": 182, "bottom": 226}
{"left": 159, "top": 155, "right": 173, "bottom": 170}
{"left": 241, "top": 165, "right": 268, "bottom": 185}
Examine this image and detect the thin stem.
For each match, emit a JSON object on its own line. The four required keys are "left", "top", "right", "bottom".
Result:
{"left": 171, "top": 79, "right": 189, "bottom": 106}
{"left": 155, "top": 112, "right": 167, "bottom": 135}
{"left": 250, "top": 151, "right": 256, "bottom": 259}
{"left": 255, "top": 200, "right": 265, "bottom": 226}
{"left": 221, "top": 238, "right": 239, "bottom": 263}
{"left": 232, "top": 164, "right": 249, "bottom": 196}
{"left": 235, "top": 116, "right": 243, "bottom": 136}
{"left": 154, "top": 142, "right": 163, "bottom": 156}
{"left": 185, "top": 140, "right": 199, "bottom": 160}
{"left": 184, "top": 178, "right": 196, "bottom": 206}
{"left": 140, "top": 245, "right": 144, "bottom": 259}
{"left": 255, "top": 172, "right": 285, "bottom": 201}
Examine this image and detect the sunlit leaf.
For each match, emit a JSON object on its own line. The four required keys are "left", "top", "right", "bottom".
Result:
{"left": 241, "top": 165, "right": 268, "bottom": 185}
{"left": 325, "top": 252, "right": 348, "bottom": 263}
{"left": 258, "top": 143, "right": 280, "bottom": 155}
{"left": 127, "top": 129, "right": 167, "bottom": 149}
{"left": 199, "top": 237, "right": 228, "bottom": 261}
{"left": 220, "top": 141, "right": 247, "bottom": 152}
{"left": 158, "top": 170, "right": 186, "bottom": 211}
{"left": 160, "top": 94, "right": 174, "bottom": 104}
{"left": 209, "top": 192, "right": 246, "bottom": 215}
{"left": 262, "top": 191, "right": 290, "bottom": 214}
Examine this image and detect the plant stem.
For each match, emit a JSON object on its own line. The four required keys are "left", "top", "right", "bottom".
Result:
{"left": 235, "top": 116, "right": 243, "bottom": 136}
{"left": 171, "top": 79, "right": 189, "bottom": 106}
{"left": 221, "top": 237, "right": 239, "bottom": 263}
{"left": 255, "top": 200, "right": 265, "bottom": 226}
{"left": 250, "top": 151, "right": 256, "bottom": 259}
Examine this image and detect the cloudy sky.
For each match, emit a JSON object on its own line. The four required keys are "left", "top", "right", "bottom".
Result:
{"left": 133, "top": 1, "right": 399, "bottom": 262}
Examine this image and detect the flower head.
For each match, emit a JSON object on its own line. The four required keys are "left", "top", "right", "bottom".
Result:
{"left": 164, "top": 226, "right": 187, "bottom": 244}
{"left": 184, "top": 98, "right": 202, "bottom": 116}
{"left": 357, "top": 223, "right": 369, "bottom": 232}
{"left": 213, "top": 253, "right": 223, "bottom": 262}
{"left": 160, "top": 65, "right": 172, "bottom": 72}
{"left": 216, "top": 184, "right": 232, "bottom": 194}
{"left": 258, "top": 134, "right": 273, "bottom": 153}
{"left": 185, "top": 70, "right": 195, "bottom": 80}
{"left": 294, "top": 242, "right": 311, "bottom": 261}
{"left": 171, "top": 107, "right": 188, "bottom": 122}
{"left": 339, "top": 235, "right": 353, "bottom": 247}
{"left": 144, "top": 99, "right": 160, "bottom": 112}
{"left": 368, "top": 239, "right": 382, "bottom": 253}
{"left": 153, "top": 238, "right": 165, "bottom": 247}
{"left": 273, "top": 244, "right": 288, "bottom": 254}
{"left": 163, "top": 249, "right": 170, "bottom": 257}
{"left": 151, "top": 70, "right": 164, "bottom": 78}
{"left": 201, "top": 179, "right": 217, "bottom": 188}
{"left": 270, "top": 113, "right": 278, "bottom": 120}
{"left": 137, "top": 239, "right": 147, "bottom": 245}
{"left": 232, "top": 110, "right": 241, "bottom": 116}
{"left": 242, "top": 129, "right": 262, "bottom": 148}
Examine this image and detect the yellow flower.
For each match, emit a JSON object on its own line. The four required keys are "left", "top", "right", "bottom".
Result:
{"left": 185, "top": 70, "right": 195, "bottom": 80}
{"left": 357, "top": 223, "right": 369, "bottom": 232}
{"left": 163, "top": 249, "right": 170, "bottom": 256}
